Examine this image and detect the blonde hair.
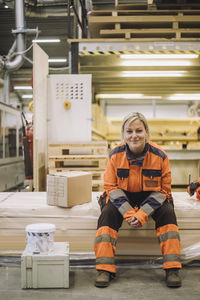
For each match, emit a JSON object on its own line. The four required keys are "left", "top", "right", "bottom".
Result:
{"left": 121, "top": 112, "right": 150, "bottom": 142}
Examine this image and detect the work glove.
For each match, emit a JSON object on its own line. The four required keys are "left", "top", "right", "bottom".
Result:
{"left": 123, "top": 207, "right": 138, "bottom": 222}
{"left": 124, "top": 207, "right": 148, "bottom": 227}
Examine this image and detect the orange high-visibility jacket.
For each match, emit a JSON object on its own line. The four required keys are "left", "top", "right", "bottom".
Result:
{"left": 103, "top": 141, "right": 172, "bottom": 226}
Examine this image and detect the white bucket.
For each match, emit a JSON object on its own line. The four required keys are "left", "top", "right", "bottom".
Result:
{"left": 25, "top": 223, "right": 56, "bottom": 254}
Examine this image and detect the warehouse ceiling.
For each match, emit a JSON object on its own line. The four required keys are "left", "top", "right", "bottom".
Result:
{"left": 0, "top": 0, "right": 200, "bottom": 107}
{"left": 79, "top": 50, "right": 200, "bottom": 102}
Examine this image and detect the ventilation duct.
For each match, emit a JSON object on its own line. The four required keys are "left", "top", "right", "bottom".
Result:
{"left": 2, "top": 0, "right": 26, "bottom": 71}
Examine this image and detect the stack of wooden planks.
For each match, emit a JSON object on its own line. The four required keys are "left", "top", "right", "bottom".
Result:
{"left": 0, "top": 191, "right": 200, "bottom": 261}
{"left": 48, "top": 142, "right": 108, "bottom": 191}
{"left": 89, "top": 6, "right": 200, "bottom": 40}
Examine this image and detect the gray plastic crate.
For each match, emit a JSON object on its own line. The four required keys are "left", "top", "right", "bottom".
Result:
{"left": 21, "top": 242, "right": 69, "bottom": 289}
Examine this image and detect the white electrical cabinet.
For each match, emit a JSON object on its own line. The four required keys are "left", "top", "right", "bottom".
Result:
{"left": 21, "top": 242, "right": 70, "bottom": 289}
{"left": 47, "top": 74, "right": 92, "bottom": 143}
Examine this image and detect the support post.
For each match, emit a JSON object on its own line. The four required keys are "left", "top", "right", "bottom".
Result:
{"left": 71, "top": 42, "right": 79, "bottom": 74}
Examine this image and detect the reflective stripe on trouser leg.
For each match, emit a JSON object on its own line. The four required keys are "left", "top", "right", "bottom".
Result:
{"left": 156, "top": 224, "right": 182, "bottom": 269}
{"left": 95, "top": 226, "right": 117, "bottom": 273}
{"left": 95, "top": 201, "right": 123, "bottom": 273}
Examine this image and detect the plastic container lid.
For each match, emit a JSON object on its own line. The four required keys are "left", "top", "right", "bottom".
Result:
{"left": 26, "top": 223, "right": 56, "bottom": 233}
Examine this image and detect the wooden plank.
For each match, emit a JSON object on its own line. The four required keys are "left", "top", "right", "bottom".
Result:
{"left": 48, "top": 155, "right": 107, "bottom": 169}
{"left": 68, "top": 37, "right": 200, "bottom": 43}
{"left": 90, "top": 10, "right": 200, "bottom": 16}
{"left": 100, "top": 28, "right": 200, "bottom": 35}
{"left": 0, "top": 228, "right": 199, "bottom": 255}
{"left": 0, "top": 191, "right": 200, "bottom": 256}
{"left": 89, "top": 15, "right": 200, "bottom": 23}
{"left": 33, "top": 43, "right": 49, "bottom": 191}
{"left": 117, "top": 3, "right": 200, "bottom": 10}
{"left": 48, "top": 142, "right": 108, "bottom": 156}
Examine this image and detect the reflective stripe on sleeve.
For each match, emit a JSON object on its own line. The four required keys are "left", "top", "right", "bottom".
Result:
{"left": 141, "top": 192, "right": 165, "bottom": 215}
{"left": 109, "top": 189, "right": 128, "bottom": 201}
{"left": 140, "top": 203, "right": 153, "bottom": 215}
{"left": 109, "top": 189, "right": 133, "bottom": 216}
{"left": 151, "top": 192, "right": 165, "bottom": 204}
{"left": 118, "top": 201, "right": 133, "bottom": 216}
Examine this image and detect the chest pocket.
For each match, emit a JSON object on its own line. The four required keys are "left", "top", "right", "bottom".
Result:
{"left": 117, "top": 168, "right": 129, "bottom": 189}
{"left": 117, "top": 168, "right": 129, "bottom": 179}
{"left": 142, "top": 169, "right": 162, "bottom": 191}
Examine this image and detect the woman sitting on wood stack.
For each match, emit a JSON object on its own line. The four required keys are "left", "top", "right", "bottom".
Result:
{"left": 94, "top": 112, "right": 182, "bottom": 288}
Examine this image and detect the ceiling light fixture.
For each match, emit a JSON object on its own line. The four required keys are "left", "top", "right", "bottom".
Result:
{"left": 120, "top": 54, "right": 199, "bottom": 59}
{"left": 96, "top": 94, "right": 143, "bottom": 99}
{"left": 96, "top": 94, "right": 162, "bottom": 100}
{"left": 48, "top": 58, "right": 67, "bottom": 63}
{"left": 14, "top": 86, "right": 32, "bottom": 90}
{"left": 32, "top": 39, "right": 60, "bottom": 43}
{"left": 168, "top": 94, "right": 200, "bottom": 101}
{"left": 122, "top": 71, "right": 185, "bottom": 77}
{"left": 121, "top": 60, "right": 191, "bottom": 66}
{"left": 22, "top": 95, "right": 33, "bottom": 99}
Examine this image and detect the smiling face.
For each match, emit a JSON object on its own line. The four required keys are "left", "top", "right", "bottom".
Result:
{"left": 123, "top": 119, "right": 148, "bottom": 156}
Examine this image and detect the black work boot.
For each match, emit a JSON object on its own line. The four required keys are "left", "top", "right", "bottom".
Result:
{"left": 166, "top": 268, "right": 182, "bottom": 288}
{"left": 95, "top": 270, "right": 111, "bottom": 287}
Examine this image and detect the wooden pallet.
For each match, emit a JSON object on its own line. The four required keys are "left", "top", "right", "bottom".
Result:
{"left": 48, "top": 143, "right": 107, "bottom": 192}
{"left": 48, "top": 155, "right": 107, "bottom": 169}
{"left": 89, "top": 10, "right": 200, "bottom": 39}
{"left": 48, "top": 142, "right": 108, "bottom": 156}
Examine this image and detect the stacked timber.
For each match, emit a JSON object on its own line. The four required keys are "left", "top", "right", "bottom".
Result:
{"left": 89, "top": 6, "right": 200, "bottom": 40}
{"left": 48, "top": 142, "right": 108, "bottom": 192}
{"left": 0, "top": 191, "right": 200, "bottom": 261}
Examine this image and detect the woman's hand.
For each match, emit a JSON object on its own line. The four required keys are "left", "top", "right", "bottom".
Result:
{"left": 127, "top": 216, "right": 142, "bottom": 229}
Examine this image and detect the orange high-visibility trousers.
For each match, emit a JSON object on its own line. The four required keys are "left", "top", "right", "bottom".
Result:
{"left": 94, "top": 197, "right": 181, "bottom": 273}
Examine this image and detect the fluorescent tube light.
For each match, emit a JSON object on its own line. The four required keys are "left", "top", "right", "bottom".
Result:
{"left": 140, "top": 96, "right": 162, "bottom": 99}
{"left": 22, "top": 95, "right": 33, "bottom": 99}
{"left": 96, "top": 94, "right": 143, "bottom": 99}
{"left": 168, "top": 94, "right": 200, "bottom": 101}
{"left": 122, "top": 71, "right": 185, "bottom": 77}
{"left": 14, "top": 86, "right": 32, "bottom": 90}
{"left": 121, "top": 60, "right": 191, "bottom": 66}
{"left": 120, "top": 54, "right": 199, "bottom": 59}
{"left": 96, "top": 94, "right": 162, "bottom": 100}
{"left": 32, "top": 39, "right": 60, "bottom": 43}
{"left": 48, "top": 58, "right": 67, "bottom": 63}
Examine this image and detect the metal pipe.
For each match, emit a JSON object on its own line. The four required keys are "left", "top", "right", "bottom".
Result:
{"left": 7, "top": 41, "right": 17, "bottom": 60}
{"left": 3, "top": 72, "right": 10, "bottom": 104}
{"left": 4, "top": 0, "right": 25, "bottom": 71}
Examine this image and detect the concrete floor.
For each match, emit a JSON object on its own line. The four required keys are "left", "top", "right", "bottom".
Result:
{"left": 0, "top": 259, "right": 200, "bottom": 300}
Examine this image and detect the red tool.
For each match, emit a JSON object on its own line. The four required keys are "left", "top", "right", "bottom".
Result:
{"left": 187, "top": 175, "right": 200, "bottom": 200}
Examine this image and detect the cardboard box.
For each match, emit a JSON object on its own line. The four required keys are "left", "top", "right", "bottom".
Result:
{"left": 21, "top": 242, "right": 69, "bottom": 289}
{"left": 47, "top": 171, "right": 92, "bottom": 207}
